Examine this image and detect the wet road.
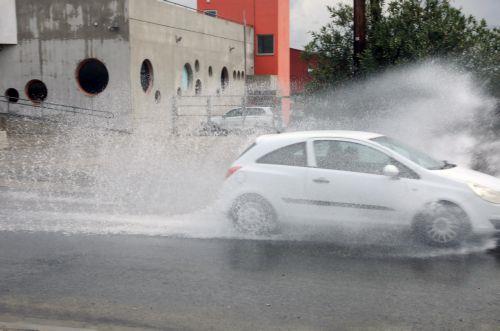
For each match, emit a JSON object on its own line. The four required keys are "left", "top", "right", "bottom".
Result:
{"left": 0, "top": 232, "right": 499, "bottom": 330}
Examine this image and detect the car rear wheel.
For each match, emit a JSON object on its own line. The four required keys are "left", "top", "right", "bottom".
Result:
{"left": 230, "top": 194, "right": 279, "bottom": 235}
{"left": 413, "top": 202, "right": 471, "bottom": 247}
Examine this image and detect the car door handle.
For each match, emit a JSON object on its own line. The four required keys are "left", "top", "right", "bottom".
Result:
{"left": 313, "top": 177, "right": 330, "bottom": 184}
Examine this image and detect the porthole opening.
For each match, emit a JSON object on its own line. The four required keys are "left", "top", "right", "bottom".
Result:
{"left": 141, "top": 59, "right": 154, "bottom": 93}
{"left": 5, "top": 88, "right": 19, "bottom": 103}
{"left": 208, "top": 66, "right": 213, "bottom": 77}
{"left": 77, "top": 58, "right": 109, "bottom": 95}
{"left": 181, "top": 63, "right": 193, "bottom": 91}
{"left": 25, "top": 80, "right": 48, "bottom": 103}
{"left": 195, "top": 60, "right": 200, "bottom": 72}
{"left": 221, "top": 67, "right": 229, "bottom": 91}
{"left": 195, "top": 79, "right": 202, "bottom": 95}
{"left": 155, "top": 90, "right": 161, "bottom": 103}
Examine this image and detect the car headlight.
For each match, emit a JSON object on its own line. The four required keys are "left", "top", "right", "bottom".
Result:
{"left": 468, "top": 183, "right": 500, "bottom": 204}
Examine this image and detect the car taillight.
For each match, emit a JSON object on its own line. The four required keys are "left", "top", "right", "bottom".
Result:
{"left": 225, "top": 166, "right": 242, "bottom": 179}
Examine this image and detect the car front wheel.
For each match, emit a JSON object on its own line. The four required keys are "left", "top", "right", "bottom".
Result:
{"left": 230, "top": 194, "right": 279, "bottom": 235}
{"left": 413, "top": 202, "right": 471, "bottom": 247}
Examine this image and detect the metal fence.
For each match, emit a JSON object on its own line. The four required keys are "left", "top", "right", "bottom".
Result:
{"left": 171, "top": 94, "right": 290, "bottom": 136}
{"left": 0, "top": 95, "right": 115, "bottom": 128}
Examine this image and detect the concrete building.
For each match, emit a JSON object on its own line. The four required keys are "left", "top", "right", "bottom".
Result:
{"left": 0, "top": 0, "right": 254, "bottom": 131}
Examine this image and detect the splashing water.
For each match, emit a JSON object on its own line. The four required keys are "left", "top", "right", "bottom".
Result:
{"left": 293, "top": 61, "right": 498, "bottom": 172}
{"left": 0, "top": 61, "right": 498, "bottom": 255}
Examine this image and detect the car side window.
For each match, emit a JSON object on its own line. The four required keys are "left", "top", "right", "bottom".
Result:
{"left": 225, "top": 108, "right": 242, "bottom": 117}
{"left": 314, "top": 140, "right": 416, "bottom": 178}
{"left": 257, "top": 142, "right": 307, "bottom": 167}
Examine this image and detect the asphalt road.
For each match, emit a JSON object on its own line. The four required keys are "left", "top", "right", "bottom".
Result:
{"left": 0, "top": 231, "right": 499, "bottom": 331}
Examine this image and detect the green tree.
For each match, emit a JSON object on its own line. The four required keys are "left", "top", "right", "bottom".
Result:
{"left": 303, "top": 0, "right": 500, "bottom": 97}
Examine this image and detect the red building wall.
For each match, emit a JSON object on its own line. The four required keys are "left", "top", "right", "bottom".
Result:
{"left": 198, "top": 0, "right": 290, "bottom": 121}
{"left": 290, "top": 48, "right": 312, "bottom": 95}
{"left": 197, "top": 0, "right": 289, "bottom": 82}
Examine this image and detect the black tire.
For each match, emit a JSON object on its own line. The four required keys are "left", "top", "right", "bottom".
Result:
{"left": 230, "top": 194, "right": 279, "bottom": 235}
{"left": 412, "top": 202, "right": 471, "bottom": 247}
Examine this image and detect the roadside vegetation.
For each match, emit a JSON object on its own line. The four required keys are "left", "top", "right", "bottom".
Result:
{"left": 303, "top": 0, "right": 500, "bottom": 102}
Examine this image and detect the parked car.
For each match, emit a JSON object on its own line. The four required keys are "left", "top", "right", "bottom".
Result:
{"left": 221, "top": 131, "right": 500, "bottom": 246}
{"left": 209, "top": 107, "right": 280, "bottom": 134}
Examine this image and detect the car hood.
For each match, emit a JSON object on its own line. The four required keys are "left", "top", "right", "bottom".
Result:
{"left": 434, "top": 166, "right": 500, "bottom": 191}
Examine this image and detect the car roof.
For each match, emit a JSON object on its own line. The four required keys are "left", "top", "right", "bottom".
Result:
{"left": 255, "top": 130, "right": 384, "bottom": 143}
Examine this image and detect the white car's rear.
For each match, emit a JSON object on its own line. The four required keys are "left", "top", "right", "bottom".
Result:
{"left": 221, "top": 131, "right": 500, "bottom": 246}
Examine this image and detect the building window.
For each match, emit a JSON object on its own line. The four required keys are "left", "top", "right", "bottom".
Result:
{"left": 25, "top": 80, "right": 48, "bottom": 103}
{"left": 76, "top": 58, "right": 109, "bottom": 95}
{"left": 204, "top": 10, "right": 217, "bottom": 17}
{"left": 233, "top": 70, "right": 237, "bottom": 80}
{"left": 5, "top": 88, "right": 19, "bottom": 103}
{"left": 195, "top": 60, "right": 200, "bottom": 72}
{"left": 208, "top": 66, "right": 213, "bottom": 77}
{"left": 155, "top": 90, "right": 161, "bottom": 103}
{"left": 195, "top": 80, "right": 202, "bottom": 95}
{"left": 237, "top": 71, "right": 241, "bottom": 80}
{"left": 140, "top": 59, "right": 154, "bottom": 93}
{"left": 221, "top": 67, "right": 229, "bottom": 91}
{"left": 181, "top": 63, "right": 193, "bottom": 91}
{"left": 257, "top": 35, "right": 274, "bottom": 55}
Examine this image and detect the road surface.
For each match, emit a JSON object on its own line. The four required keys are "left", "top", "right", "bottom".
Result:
{"left": 0, "top": 230, "right": 499, "bottom": 330}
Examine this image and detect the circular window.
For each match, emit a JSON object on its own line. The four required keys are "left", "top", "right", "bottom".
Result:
{"left": 195, "top": 60, "right": 200, "bottom": 72}
{"left": 195, "top": 80, "right": 202, "bottom": 95}
{"left": 221, "top": 67, "right": 229, "bottom": 91}
{"left": 76, "top": 58, "right": 109, "bottom": 95}
{"left": 208, "top": 66, "right": 213, "bottom": 77}
{"left": 181, "top": 63, "right": 193, "bottom": 91}
{"left": 140, "top": 59, "right": 154, "bottom": 93}
{"left": 25, "top": 80, "right": 48, "bottom": 102}
{"left": 5, "top": 88, "right": 19, "bottom": 103}
{"left": 155, "top": 90, "right": 161, "bottom": 103}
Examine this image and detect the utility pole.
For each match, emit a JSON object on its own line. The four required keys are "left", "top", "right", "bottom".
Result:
{"left": 353, "top": 0, "right": 366, "bottom": 74}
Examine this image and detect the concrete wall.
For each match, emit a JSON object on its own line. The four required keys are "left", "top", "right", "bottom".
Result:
{"left": 128, "top": 0, "right": 254, "bottom": 130}
{"left": 0, "top": 0, "right": 132, "bottom": 130}
{"left": 0, "top": 0, "right": 17, "bottom": 44}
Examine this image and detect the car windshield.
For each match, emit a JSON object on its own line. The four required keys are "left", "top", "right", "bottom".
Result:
{"left": 371, "top": 136, "right": 450, "bottom": 170}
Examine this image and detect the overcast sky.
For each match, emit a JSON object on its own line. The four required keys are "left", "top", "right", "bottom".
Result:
{"left": 172, "top": 0, "right": 500, "bottom": 49}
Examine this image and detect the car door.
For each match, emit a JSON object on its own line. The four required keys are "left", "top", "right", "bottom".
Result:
{"left": 222, "top": 108, "right": 244, "bottom": 130}
{"left": 304, "top": 139, "right": 419, "bottom": 226}
{"left": 252, "top": 142, "right": 311, "bottom": 223}
{"left": 243, "top": 108, "right": 264, "bottom": 129}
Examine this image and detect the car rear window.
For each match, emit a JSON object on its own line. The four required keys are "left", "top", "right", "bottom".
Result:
{"left": 257, "top": 142, "right": 307, "bottom": 167}
{"left": 247, "top": 108, "right": 266, "bottom": 116}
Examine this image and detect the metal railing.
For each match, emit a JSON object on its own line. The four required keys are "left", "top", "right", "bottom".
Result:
{"left": 0, "top": 95, "right": 114, "bottom": 121}
{"left": 171, "top": 94, "right": 286, "bottom": 136}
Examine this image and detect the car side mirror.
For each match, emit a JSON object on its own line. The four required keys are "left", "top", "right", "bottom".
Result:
{"left": 383, "top": 164, "right": 400, "bottom": 179}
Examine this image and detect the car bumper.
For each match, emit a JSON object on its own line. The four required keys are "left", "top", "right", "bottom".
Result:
{"left": 465, "top": 198, "right": 500, "bottom": 236}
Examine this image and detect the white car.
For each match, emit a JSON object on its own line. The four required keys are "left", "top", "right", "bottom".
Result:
{"left": 211, "top": 107, "right": 278, "bottom": 133}
{"left": 221, "top": 131, "right": 500, "bottom": 246}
